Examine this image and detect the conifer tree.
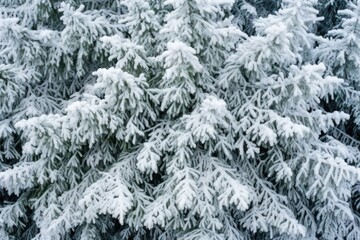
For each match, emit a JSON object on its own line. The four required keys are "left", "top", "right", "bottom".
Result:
{"left": 137, "top": 1, "right": 252, "bottom": 239}
{"left": 315, "top": 1, "right": 360, "bottom": 238}
{"left": 0, "top": 1, "right": 123, "bottom": 239}
{"left": 220, "top": 0, "right": 360, "bottom": 238}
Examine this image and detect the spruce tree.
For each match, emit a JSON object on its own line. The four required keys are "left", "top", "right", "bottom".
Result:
{"left": 220, "top": 0, "right": 360, "bottom": 238}
{"left": 0, "top": 0, "right": 123, "bottom": 239}
{"left": 315, "top": 1, "right": 360, "bottom": 238}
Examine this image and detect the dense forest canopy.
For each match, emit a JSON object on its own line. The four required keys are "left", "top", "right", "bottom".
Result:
{"left": 1, "top": 0, "right": 360, "bottom": 239}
